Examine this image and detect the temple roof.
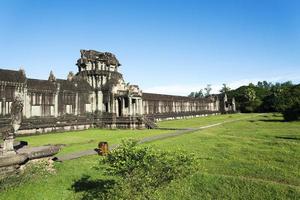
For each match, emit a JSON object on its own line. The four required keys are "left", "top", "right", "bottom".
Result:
{"left": 143, "top": 92, "right": 210, "bottom": 102}
{"left": 57, "top": 79, "right": 93, "bottom": 92}
{"left": 0, "top": 69, "right": 26, "bottom": 83}
{"left": 78, "top": 49, "right": 121, "bottom": 66}
{"left": 27, "top": 79, "right": 57, "bottom": 91}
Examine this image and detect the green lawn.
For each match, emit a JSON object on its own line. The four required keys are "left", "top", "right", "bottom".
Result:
{"left": 157, "top": 113, "right": 259, "bottom": 128}
{"left": 16, "top": 129, "right": 172, "bottom": 155}
{"left": 150, "top": 114, "right": 300, "bottom": 199}
{"left": 1, "top": 113, "right": 300, "bottom": 199}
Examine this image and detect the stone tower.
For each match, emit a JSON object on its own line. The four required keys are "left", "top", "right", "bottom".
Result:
{"left": 76, "top": 50, "right": 143, "bottom": 116}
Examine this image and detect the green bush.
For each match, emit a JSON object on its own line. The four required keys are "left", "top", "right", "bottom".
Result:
{"left": 283, "top": 102, "right": 300, "bottom": 121}
{"left": 101, "top": 139, "right": 198, "bottom": 199}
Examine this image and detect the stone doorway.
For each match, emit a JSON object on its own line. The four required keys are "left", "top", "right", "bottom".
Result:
{"left": 117, "top": 98, "right": 122, "bottom": 117}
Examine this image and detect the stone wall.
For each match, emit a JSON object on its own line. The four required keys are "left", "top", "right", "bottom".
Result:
{"left": 0, "top": 50, "right": 236, "bottom": 133}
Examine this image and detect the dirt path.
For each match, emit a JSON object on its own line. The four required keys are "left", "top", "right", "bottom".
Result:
{"left": 54, "top": 114, "right": 262, "bottom": 161}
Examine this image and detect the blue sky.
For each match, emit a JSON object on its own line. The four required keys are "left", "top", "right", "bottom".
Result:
{"left": 0, "top": 0, "right": 299, "bottom": 95}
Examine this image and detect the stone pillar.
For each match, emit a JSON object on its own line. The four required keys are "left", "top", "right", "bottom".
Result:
{"left": 132, "top": 99, "right": 136, "bottom": 116}
{"left": 139, "top": 99, "right": 143, "bottom": 115}
{"left": 24, "top": 87, "right": 31, "bottom": 118}
{"left": 158, "top": 101, "right": 161, "bottom": 113}
{"left": 122, "top": 98, "right": 125, "bottom": 116}
{"left": 1, "top": 85, "right": 5, "bottom": 116}
{"left": 136, "top": 99, "right": 140, "bottom": 115}
{"left": 75, "top": 92, "right": 79, "bottom": 115}
{"left": 2, "top": 98, "right": 6, "bottom": 115}
{"left": 145, "top": 101, "right": 149, "bottom": 114}
{"left": 129, "top": 97, "right": 132, "bottom": 116}
{"left": 54, "top": 91, "right": 58, "bottom": 117}
{"left": 91, "top": 92, "right": 96, "bottom": 112}
{"left": 107, "top": 100, "right": 111, "bottom": 112}
{"left": 111, "top": 94, "right": 116, "bottom": 114}
{"left": 116, "top": 98, "right": 119, "bottom": 116}
{"left": 97, "top": 91, "right": 103, "bottom": 112}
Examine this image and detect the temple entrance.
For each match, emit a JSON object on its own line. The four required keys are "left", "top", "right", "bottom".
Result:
{"left": 105, "top": 102, "right": 109, "bottom": 112}
{"left": 117, "top": 98, "right": 122, "bottom": 116}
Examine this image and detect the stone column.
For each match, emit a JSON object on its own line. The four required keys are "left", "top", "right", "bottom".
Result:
{"left": 132, "top": 99, "right": 136, "bottom": 116}
{"left": 1, "top": 85, "right": 5, "bottom": 116}
{"left": 24, "top": 87, "right": 31, "bottom": 118}
{"left": 136, "top": 99, "right": 139, "bottom": 115}
{"left": 97, "top": 91, "right": 103, "bottom": 112}
{"left": 158, "top": 101, "right": 161, "bottom": 113}
{"left": 139, "top": 100, "right": 142, "bottom": 115}
{"left": 138, "top": 99, "right": 143, "bottom": 115}
{"left": 111, "top": 94, "right": 116, "bottom": 114}
{"left": 91, "top": 92, "right": 96, "bottom": 112}
{"left": 145, "top": 101, "right": 149, "bottom": 114}
{"left": 107, "top": 100, "right": 111, "bottom": 112}
{"left": 128, "top": 97, "right": 132, "bottom": 116}
{"left": 122, "top": 98, "right": 125, "bottom": 116}
{"left": 75, "top": 92, "right": 79, "bottom": 115}
{"left": 2, "top": 98, "right": 6, "bottom": 115}
{"left": 116, "top": 98, "right": 119, "bottom": 116}
{"left": 54, "top": 85, "right": 59, "bottom": 117}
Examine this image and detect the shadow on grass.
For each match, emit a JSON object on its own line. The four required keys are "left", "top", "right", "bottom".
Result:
{"left": 258, "top": 119, "right": 285, "bottom": 122}
{"left": 71, "top": 175, "right": 115, "bottom": 200}
{"left": 248, "top": 119, "right": 285, "bottom": 123}
{"left": 275, "top": 136, "right": 300, "bottom": 141}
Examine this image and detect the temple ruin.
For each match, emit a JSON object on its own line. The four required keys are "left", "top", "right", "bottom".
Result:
{"left": 0, "top": 50, "right": 236, "bottom": 135}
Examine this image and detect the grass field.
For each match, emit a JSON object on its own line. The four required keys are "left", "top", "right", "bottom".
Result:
{"left": 157, "top": 113, "right": 258, "bottom": 128}
{"left": 151, "top": 113, "right": 300, "bottom": 199}
{"left": 1, "top": 113, "right": 300, "bottom": 199}
{"left": 16, "top": 129, "right": 172, "bottom": 155}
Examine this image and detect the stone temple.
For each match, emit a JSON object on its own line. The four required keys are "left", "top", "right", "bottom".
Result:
{"left": 0, "top": 50, "right": 235, "bottom": 135}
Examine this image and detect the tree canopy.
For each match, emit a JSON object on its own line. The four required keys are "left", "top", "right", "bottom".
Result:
{"left": 188, "top": 81, "right": 300, "bottom": 121}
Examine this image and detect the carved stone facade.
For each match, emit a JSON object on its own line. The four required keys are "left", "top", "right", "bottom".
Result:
{"left": 0, "top": 50, "right": 235, "bottom": 134}
{"left": 76, "top": 50, "right": 143, "bottom": 117}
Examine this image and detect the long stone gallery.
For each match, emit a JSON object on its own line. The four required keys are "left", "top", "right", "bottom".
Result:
{"left": 0, "top": 50, "right": 236, "bottom": 135}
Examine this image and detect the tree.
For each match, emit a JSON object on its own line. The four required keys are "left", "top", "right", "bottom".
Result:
{"left": 257, "top": 81, "right": 272, "bottom": 90}
{"left": 279, "top": 84, "right": 300, "bottom": 121}
{"left": 188, "top": 90, "right": 204, "bottom": 98}
{"left": 195, "top": 89, "right": 204, "bottom": 98}
{"left": 243, "top": 87, "right": 256, "bottom": 101}
{"left": 188, "top": 92, "right": 195, "bottom": 98}
{"left": 204, "top": 84, "right": 212, "bottom": 97}
{"left": 219, "top": 83, "right": 231, "bottom": 94}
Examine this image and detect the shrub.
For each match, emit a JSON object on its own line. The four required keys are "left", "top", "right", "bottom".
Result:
{"left": 282, "top": 102, "right": 300, "bottom": 121}
{"left": 101, "top": 139, "right": 198, "bottom": 199}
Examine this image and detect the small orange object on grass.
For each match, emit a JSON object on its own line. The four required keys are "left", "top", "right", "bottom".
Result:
{"left": 98, "top": 142, "right": 109, "bottom": 156}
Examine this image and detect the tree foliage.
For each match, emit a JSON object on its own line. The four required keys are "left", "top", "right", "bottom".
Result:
{"left": 229, "top": 81, "right": 300, "bottom": 120}
{"left": 219, "top": 83, "right": 231, "bottom": 94}
{"left": 188, "top": 81, "right": 300, "bottom": 121}
{"left": 188, "top": 89, "right": 204, "bottom": 98}
{"left": 204, "top": 84, "right": 212, "bottom": 97}
{"left": 101, "top": 139, "right": 198, "bottom": 199}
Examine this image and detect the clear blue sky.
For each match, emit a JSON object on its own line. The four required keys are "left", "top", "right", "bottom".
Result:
{"left": 0, "top": 0, "right": 299, "bottom": 95}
